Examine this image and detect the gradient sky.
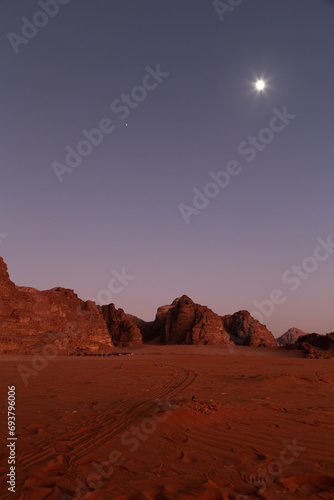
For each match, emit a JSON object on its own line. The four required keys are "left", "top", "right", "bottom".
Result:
{"left": 1, "top": 0, "right": 333, "bottom": 337}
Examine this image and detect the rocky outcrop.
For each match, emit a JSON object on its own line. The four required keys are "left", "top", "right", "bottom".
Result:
{"left": 0, "top": 257, "right": 112, "bottom": 354}
{"left": 297, "top": 333, "right": 334, "bottom": 351}
{"left": 127, "top": 299, "right": 278, "bottom": 347}
{"left": 151, "top": 295, "right": 232, "bottom": 345}
{"left": 126, "top": 314, "right": 155, "bottom": 342}
{"left": 277, "top": 327, "right": 307, "bottom": 345}
{"left": 101, "top": 304, "right": 142, "bottom": 346}
{"left": 4, "top": 256, "right": 322, "bottom": 353}
{"left": 300, "top": 343, "right": 332, "bottom": 359}
{"left": 222, "top": 310, "right": 277, "bottom": 347}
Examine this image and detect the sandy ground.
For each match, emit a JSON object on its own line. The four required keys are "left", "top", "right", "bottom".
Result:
{"left": 1, "top": 345, "right": 334, "bottom": 500}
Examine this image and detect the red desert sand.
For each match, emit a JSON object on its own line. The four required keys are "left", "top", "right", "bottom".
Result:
{"left": 1, "top": 345, "right": 334, "bottom": 499}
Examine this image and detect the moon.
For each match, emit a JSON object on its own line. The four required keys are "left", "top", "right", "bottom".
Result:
{"left": 255, "top": 80, "right": 265, "bottom": 91}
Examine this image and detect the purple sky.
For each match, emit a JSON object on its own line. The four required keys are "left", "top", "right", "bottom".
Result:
{"left": 1, "top": 0, "right": 334, "bottom": 337}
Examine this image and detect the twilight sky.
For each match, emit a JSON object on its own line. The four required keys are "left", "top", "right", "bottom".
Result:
{"left": 1, "top": 0, "right": 333, "bottom": 337}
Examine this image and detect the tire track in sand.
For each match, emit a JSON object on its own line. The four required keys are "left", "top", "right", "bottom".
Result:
{"left": 18, "top": 363, "right": 196, "bottom": 470}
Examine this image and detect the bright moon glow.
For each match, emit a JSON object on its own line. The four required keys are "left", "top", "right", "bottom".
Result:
{"left": 255, "top": 80, "right": 265, "bottom": 91}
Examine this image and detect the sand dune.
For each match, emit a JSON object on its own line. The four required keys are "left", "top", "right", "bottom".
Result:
{"left": 0, "top": 346, "right": 334, "bottom": 499}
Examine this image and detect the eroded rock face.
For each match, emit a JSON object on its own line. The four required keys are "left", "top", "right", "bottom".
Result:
{"left": 126, "top": 314, "right": 154, "bottom": 342}
{"left": 0, "top": 256, "right": 297, "bottom": 352}
{"left": 101, "top": 304, "right": 142, "bottom": 346}
{"left": 277, "top": 327, "right": 307, "bottom": 345}
{"left": 0, "top": 257, "right": 112, "bottom": 354}
{"left": 298, "top": 332, "right": 334, "bottom": 351}
{"left": 222, "top": 310, "right": 277, "bottom": 347}
{"left": 152, "top": 295, "right": 232, "bottom": 345}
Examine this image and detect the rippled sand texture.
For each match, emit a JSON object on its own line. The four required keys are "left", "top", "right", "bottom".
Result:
{"left": 0, "top": 345, "right": 333, "bottom": 499}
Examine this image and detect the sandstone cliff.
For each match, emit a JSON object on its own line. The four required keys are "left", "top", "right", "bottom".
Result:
{"left": 126, "top": 314, "right": 155, "bottom": 342}
{"left": 101, "top": 304, "right": 142, "bottom": 346}
{"left": 0, "top": 257, "right": 112, "bottom": 353}
{"left": 151, "top": 295, "right": 232, "bottom": 345}
{"left": 222, "top": 310, "right": 277, "bottom": 347}
{"left": 0, "top": 256, "right": 287, "bottom": 352}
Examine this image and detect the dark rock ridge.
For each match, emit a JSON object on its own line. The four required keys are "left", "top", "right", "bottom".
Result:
{"left": 277, "top": 327, "right": 307, "bottom": 345}
{"left": 151, "top": 295, "right": 232, "bottom": 345}
{"left": 101, "top": 304, "right": 142, "bottom": 346}
{"left": 126, "top": 314, "right": 155, "bottom": 342}
{"left": 0, "top": 257, "right": 112, "bottom": 354}
{"left": 297, "top": 332, "right": 334, "bottom": 351}
{"left": 222, "top": 310, "right": 277, "bottom": 347}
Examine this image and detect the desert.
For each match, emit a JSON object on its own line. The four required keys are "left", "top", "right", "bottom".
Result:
{"left": 2, "top": 1, "right": 334, "bottom": 498}
{"left": 1, "top": 346, "right": 334, "bottom": 499}
{"left": 1, "top": 255, "right": 334, "bottom": 499}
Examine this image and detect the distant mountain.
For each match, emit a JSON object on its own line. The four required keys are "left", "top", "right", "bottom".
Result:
{"left": 277, "top": 327, "right": 307, "bottom": 345}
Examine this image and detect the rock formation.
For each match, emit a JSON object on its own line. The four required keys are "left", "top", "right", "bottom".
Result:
{"left": 151, "top": 295, "right": 232, "bottom": 345}
{"left": 0, "top": 256, "right": 306, "bottom": 353}
{"left": 222, "top": 310, "right": 277, "bottom": 347}
{"left": 126, "top": 314, "right": 155, "bottom": 342}
{"left": 0, "top": 257, "right": 112, "bottom": 354}
{"left": 101, "top": 304, "right": 142, "bottom": 346}
{"left": 297, "top": 332, "right": 334, "bottom": 352}
{"left": 277, "top": 327, "right": 307, "bottom": 345}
